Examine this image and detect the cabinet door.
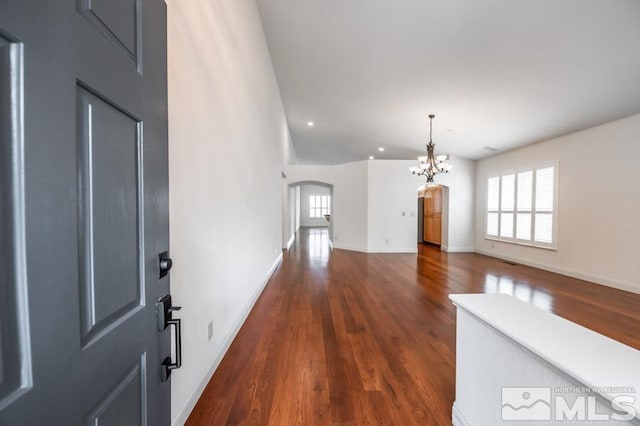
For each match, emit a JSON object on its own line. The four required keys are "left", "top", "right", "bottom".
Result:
{"left": 432, "top": 214, "right": 442, "bottom": 244}
{"left": 424, "top": 191, "right": 433, "bottom": 215}
{"left": 433, "top": 187, "right": 443, "bottom": 214}
{"left": 424, "top": 217, "right": 432, "bottom": 242}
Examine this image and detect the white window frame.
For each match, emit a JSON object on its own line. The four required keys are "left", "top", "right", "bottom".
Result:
{"left": 309, "top": 195, "right": 331, "bottom": 218}
{"left": 484, "top": 161, "right": 559, "bottom": 250}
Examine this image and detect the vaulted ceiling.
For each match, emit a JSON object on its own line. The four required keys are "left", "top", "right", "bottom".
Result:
{"left": 256, "top": 0, "right": 640, "bottom": 164}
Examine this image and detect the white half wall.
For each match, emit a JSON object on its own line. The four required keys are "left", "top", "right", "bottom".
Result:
{"left": 300, "top": 184, "right": 330, "bottom": 227}
{"left": 475, "top": 113, "right": 640, "bottom": 294}
{"left": 168, "top": 0, "right": 294, "bottom": 423}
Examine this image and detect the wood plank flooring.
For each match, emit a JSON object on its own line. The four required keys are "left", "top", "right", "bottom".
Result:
{"left": 186, "top": 227, "right": 640, "bottom": 425}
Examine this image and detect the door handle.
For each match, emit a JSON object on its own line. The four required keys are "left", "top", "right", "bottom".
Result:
{"left": 157, "top": 295, "right": 183, "bottom": 382}
{"left": 161, "top": 317, "right": 182, "bottom": 382}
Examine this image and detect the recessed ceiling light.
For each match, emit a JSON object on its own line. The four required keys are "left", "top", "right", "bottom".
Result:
{"left": 369, "top": 156, "right": 374, "bottom": 160}
{"left": 307, "top": 121, "right": 314, "bottom": 127}
{"left": 378, "top": 147, "right": 385, "bottom": 152}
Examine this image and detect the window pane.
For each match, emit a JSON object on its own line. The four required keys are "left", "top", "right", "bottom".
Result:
{"left": 516, "top": 213, "right": 531, "bottom": 240}
{"left": 487, "top": 177, "right": 500, "bottom": 211}
{"left": 500, "top": 213, "right": 513, "bottom": 238}
{"left": 487, "top": 212, "right": 499, "bottom": 236}
{"left": 309, "top": 196, "right": 315, "bottom": 209}
{"left": 501, "top": 174, "right": 515, "bottom": 211}
{"left": 327, "top": 196, "right": 331, "bottom": 210}
{"left": 535, "top": 213, "right": 553, "bottom": 243}
{"left": 309, "top": 208, "right": 316, "bottom": 218}
{"left": 536, "top": 167, "right": 554, "bottom": 212}
{"left": 517, "top": 171, "right": 533, "bottom": 211}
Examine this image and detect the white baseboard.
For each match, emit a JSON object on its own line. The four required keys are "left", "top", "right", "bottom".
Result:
{"left": 171, "top": 253, "right": 284, "bottom": 426}
{"left": 332, "top": 243, "right": 418, "bottom": 254}
{"left": 474, "top": 249, "right": 640, "bottom": 295}
{"left": 442, "top": 246, "right": 474, "bottom": 253}
{"left": 286, "top": 234, "right": 295, "bottom": 250}
{"left": 331, "top": 243, "right": 368, "bottom": 253}
{"left": 452, "top": 402, "right": 472, "bottom": 426}
{"left": 366, "top": 247, "right": 418, "bottom": 253}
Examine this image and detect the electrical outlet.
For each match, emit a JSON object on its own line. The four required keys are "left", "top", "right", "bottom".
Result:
{"left": 385, "top": 238, "right": 390, "bottom": 245}
{"left": 208, "top": 321, "right": 213, "bottom": 341}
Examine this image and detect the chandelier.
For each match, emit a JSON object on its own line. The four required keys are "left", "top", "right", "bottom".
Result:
{"left": 410, "top": 114, "right": 452, "bottom": 183}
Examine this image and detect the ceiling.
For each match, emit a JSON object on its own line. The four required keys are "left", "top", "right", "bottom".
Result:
{"left": 255, "top": 0, "right": 640, "bottom": 164}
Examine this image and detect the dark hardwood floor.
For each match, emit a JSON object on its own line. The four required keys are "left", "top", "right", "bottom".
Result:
{"left": 187, "top": 227, "right": 640, "bottom": 425}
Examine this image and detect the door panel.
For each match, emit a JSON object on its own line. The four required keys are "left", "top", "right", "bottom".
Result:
{"left": 432, "top": 214, "right": 442, "bottom": 244}
{"left": 86, "top": 354, "right": 146, "bottom": 426}
{"left": 77, "top": 85, "right": 143, "bottom": 344}
{"left": 78, "top": 0, "right": 140, "bottom": 62}
{"left": 433, "top": 187, "right": 442, "bottom": 214}
{"left": 0, "top": 32, "right": 31, "bottom": 411}
{"left": 0, "top": 1, "right": 170, "bottom": 424}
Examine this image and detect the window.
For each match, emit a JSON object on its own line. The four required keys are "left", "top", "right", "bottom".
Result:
{"left": 309, "top": 195, "right": 331, "bottom": 218}
{"left": 486, "top": 163, "right": 557, "bottom": 248}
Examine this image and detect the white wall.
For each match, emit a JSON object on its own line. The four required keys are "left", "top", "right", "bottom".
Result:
{"left": 432, "top": 156, "right": 476, "bottom": 252}
{"left": 281, "top": 174, "right": 289, "bottom": 248}
{"left": 287, "top": 158, "right": 475, "bottom": 253}
{"left": 366, "top": 158, "right": 476, "bottom": 253}
{"left": 285, "top": 186, "right": 296, "bottom": 247}
{"left": 300, "top": 184, "right": 330, "bottom": 227}
{"left": 287, "top": 162, "right": 368, "bottom": 252}
{"left": 367, "top": 161, "right": 419, "bottom": 252}
{"left": 167, "top": 0, "right": 294, "bottom": 423}
{"left": 475, "top": 113, "right": 640, "bottom": 294}
{"left": 294, "top": 186, "right": 300, "bottom": 231}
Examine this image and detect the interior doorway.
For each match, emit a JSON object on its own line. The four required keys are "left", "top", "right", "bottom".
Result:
{"left": 286, "top": 180, "right": 334, "bottom": 248}
{"left": 417, "top": 184, "right": 449, "bottom": 249}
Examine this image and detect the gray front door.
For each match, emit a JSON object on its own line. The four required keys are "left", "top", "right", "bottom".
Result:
{"left": 0, "top": 1, "right": 172, "bottom": 424}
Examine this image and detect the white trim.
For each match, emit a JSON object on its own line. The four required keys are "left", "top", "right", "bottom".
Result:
{"left": 442, "top": 246, "right": 475, "bottom": 253}
{"left": 332, "top": 244, "right": 419, "bottom": 254}
{"left": 328, "top": 239, "right": 333, "bottom": 249}
{"left": 171, "top": 253, "right": 284, "bottom": 426}
{"left": 366, "top": 247, "right": 418, "bottom": 253}
{"left": 331, "top": 243, "right": 368, "bottom": 253}
{"left": 474, "top": 249, "right": 640, "bottom": 295}
{"left": 286, "top": 234, "right": 295, "bottom": 250}
{"left": 452, "top": 402, "right": 472, "bottom": 426}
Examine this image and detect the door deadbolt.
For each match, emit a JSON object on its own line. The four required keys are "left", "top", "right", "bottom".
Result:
{"left": 159, "top": 251, "right": 173, "bottom": 278}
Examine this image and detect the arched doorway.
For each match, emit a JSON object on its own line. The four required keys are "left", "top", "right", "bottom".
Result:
{"left": 286, "top": 180, "right": 334, "bottom": 248}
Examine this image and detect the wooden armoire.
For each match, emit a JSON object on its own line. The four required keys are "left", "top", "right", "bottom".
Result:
{"left": 421, "top": 186, "right": 442, "bottom": 245}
